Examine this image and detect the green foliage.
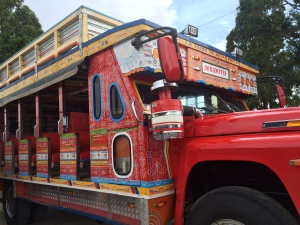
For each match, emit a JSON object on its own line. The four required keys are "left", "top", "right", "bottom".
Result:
{"left": 226, "top": 0, "right": 300, "bottom": 109}
{"left": 0, "top": 0, "right": 43, "bottom": 64}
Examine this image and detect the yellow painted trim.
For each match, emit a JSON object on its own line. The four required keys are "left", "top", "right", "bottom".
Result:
{"left": 0, "top": 173, "right": 175, "bottom": 198}
{"left": 138, "top": 183, "right": 175, "bottom": 196}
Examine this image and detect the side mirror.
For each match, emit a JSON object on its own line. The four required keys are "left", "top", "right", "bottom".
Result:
{"left": 158, "top": 36, "right": 184, "bottom": 83}
{"left": 276, "top": 84, "right": 285, "bottom": 108}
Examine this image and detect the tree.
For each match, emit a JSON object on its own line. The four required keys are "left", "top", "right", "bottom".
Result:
{"left": 283, "top": 0, "right": 300, "bottom": 103}
{"left": 226, "top": 0, "right": 300, "bottom": 109}
{"left": 0, "top": 0, "right": 43, "bottom": 64}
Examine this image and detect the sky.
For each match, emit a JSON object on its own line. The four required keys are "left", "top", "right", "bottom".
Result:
{"left": 23, "top": 0, "right": 240, "bottom": 52}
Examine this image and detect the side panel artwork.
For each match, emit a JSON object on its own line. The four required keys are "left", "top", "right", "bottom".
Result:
{"left": 4, "top": 141, "right": 15, "bottom": 174}
{"left": 90, "top": 128, "right": 109, "bottom": 182}
{"left": 60, "top": 133, "right": 79, "bottom": 180}
{"left": 18, "top": 139, "right": 31, "bottom": 176}
{"left": 36, "top": 137, "right": 51, "bottom": 178}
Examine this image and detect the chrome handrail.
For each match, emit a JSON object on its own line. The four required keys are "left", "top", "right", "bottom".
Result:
{"left": 131, "top": 98, "right": 142, "bottom": 123}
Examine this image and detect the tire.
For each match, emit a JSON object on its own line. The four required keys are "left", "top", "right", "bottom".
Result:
{"left": 186, "top": 186, "right": 298, "bottom": 225}
{"left": 2, "top": 181, "right": 32, "bottom": 225}
{"left": 28, "top": 203, "right": 48, "bottom": 224}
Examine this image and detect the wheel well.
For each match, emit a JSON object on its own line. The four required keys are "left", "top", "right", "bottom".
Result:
{"left": 185, "top": 161, "right": 298, "bottom": 219}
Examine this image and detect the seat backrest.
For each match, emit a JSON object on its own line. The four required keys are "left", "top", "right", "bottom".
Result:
{"left": 73, "top": 130, "right": 90, "bottom": 153}
{"left": 9, "top": 138, "right": 19, "bottom": 154}
{"left": 24, "top": 136, "right": 36, "bottom": 154}
{"left": 42, "top": 133, "right": 60, "bottom": 154}
{"left": 67, "top": 112, "right": 89, "bottom": 131}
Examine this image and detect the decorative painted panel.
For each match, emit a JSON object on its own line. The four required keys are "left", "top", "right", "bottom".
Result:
{"left": 186, "top": 47, "right": 258, "bottom": 96}
{"left": 60, "top": 133, "right": 79, "bottom": 180}
{"left": 238, "top": 70, "right": 257, "bottom": 95}
{"left": 36, "top": 137, "right": 51, "bottom": 178}
{"left": 113, "top": 38, "right": 162, "bottom": 76}
{"left": 3, "top": 141, "right": 15, "bottom": 174}
{"left": 18, "top": 139, "right": 31, "bottom": 176}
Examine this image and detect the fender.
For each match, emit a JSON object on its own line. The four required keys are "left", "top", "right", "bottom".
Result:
{"left": 169, "top": 132, "right": 300, "bottom": 225}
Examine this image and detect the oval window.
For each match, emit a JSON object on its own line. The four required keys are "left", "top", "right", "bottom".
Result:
{"left": 113, "top": 134, "right": 132, "bottom": 176}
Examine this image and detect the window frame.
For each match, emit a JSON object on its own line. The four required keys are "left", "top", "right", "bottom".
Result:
{"left": 109, "top": 83, "right": 125, "bottom": 121}
{"left": 92, "top": 74, "right": 102, "bottom": 121}
{"left": 111, "top": 132, "right": 133, "bottom": 178}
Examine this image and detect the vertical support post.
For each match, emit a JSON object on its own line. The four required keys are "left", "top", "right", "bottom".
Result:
{"left": 36, "top": 92, "right": 52, "bottom": 178}
{"left": 19, "top": 55, "right": 24, "bottom": 76}
{"left": 3, "top": 106, "right": 15, "bottom": 174}
{"left": 54, "top": 30, "right": 61, "bottom": 58}
{"left": 81, "top": 12, "right": 88, "bottom": 43}
{"left": 58, "top": 82, "right": 65, "bottom": 135}
{"left": 78, "top": 13, "right": 83, "bottom": 55}
{"left": 3, "top": 107, "right": 7, "bottom": 172}
{"left": 6, "top": 64, "right": 11, "bottom": 80}
{"left": 35, "top": 93, "right": 42, "bottom": 139}
{"left": 17, "top": 99, "right": 23, "bottom": 140}
{"left": 4, "top": 106, "right": 8, "bottom": 142}
{"left": 34, "top": 45, "right": 39, "bottom": 78}
{"left": 18, "top": 99, "right": 33, "bottom": 176}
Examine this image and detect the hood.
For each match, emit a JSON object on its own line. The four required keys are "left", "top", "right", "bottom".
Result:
{"left": 192, "top": 107, "right": 300, "bottom": 137}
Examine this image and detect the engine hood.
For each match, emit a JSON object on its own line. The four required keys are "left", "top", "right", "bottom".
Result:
{"left": 192, "top": 107, "right": 300, "bottom": 137}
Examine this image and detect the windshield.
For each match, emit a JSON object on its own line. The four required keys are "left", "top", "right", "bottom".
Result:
{"left": 136, "top": 82, "right": 246, "bottom": 114}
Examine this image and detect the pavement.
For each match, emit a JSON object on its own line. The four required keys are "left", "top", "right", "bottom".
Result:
{"left": 0, "top": 202, "right": 106, "bottom": 225}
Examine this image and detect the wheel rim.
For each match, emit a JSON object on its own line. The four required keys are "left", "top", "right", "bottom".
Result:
{"left": 5, "top": 187, "right": 15, "bottom": 218}
{"left": 211, "top": 219, "right": 245, "bottom": 225}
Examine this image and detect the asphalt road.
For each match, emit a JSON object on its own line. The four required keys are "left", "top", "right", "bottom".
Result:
{"left": 0, "top": 203, "right": 106, "bottom": 225}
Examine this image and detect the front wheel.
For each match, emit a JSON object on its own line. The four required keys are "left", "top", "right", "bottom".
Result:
{"left": 2, "top": 181, "right": 32, "bottom": 225}
{"left": 186, "top": 186, "right": 297, "bottom": 225}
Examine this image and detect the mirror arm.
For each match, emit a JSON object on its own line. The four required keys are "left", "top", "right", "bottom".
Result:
{"left": 131, "top": 27, "right": 178, "bottom": 51}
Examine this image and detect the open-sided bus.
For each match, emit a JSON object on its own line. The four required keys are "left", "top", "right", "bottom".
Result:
{"left": 0, "top": 5, "right": 300, "bottom": 225}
